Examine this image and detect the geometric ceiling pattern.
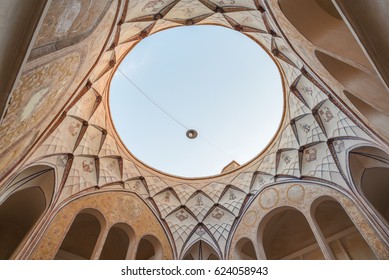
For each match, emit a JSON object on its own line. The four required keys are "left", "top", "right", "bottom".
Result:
{"left": 2, "top": 0, "right": 382, "bottom": 259}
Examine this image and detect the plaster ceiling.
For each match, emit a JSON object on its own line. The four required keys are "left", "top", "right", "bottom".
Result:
{"left": 0, "top": 0, "right": 381, "bottom": 259}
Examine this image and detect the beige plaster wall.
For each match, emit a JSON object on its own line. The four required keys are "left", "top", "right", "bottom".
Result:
{"left": 0, "top": 0, "right": 388, "bottom": 260}
{"left": 229, "top": 182, "right": 389, "bottom": 260}
{"left": 0, "top": 0, "right": 120, "bottom": 182}
{"left": 30, "top": 191, "right": 173, "bottom": 260}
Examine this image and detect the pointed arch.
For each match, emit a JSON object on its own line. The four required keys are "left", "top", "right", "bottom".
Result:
{"left": 311, "top": 196, "right": 377, "bottom": 259}
{"left": 315, "top": 51, "right": 388, "bottom": 122}
{"left": 54, "top": 208, "right": 106, "bottom": 260}
{"left": 135, "top": 235, "right": 163, "bottom": 260}
{"left": 0, "top": 165, "right": 55, "bottom": 259}
{"left": 349, "top": 146, "right": 389, "bottom": 225}
{"left": 258, "top": 207, "right": 324, "bottom": 259}
{"left": 234, "top": 238, "right": 258, "bottom": 260}
{"left": 278, "top": 0, "right": 371, "bottom": 69}
{"left": 182, "top": 240, "right": 221, "bottom": 260}
{"left": 99, "top": 223, "right": 135, "bottom": 260}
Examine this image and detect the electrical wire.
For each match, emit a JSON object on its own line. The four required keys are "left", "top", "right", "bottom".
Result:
{"left": 118, "top": 68, "right": 189, "bottom": 131}
{"left": 197, "top": 134, "right": 234, "bottom": 161}
{"left": 117, "top": 68, "right": 235, "bottom": 161}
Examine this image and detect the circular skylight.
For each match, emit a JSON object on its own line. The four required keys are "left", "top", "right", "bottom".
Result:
{"left": 110, "top": 25, "right": 283, "bottom": 178}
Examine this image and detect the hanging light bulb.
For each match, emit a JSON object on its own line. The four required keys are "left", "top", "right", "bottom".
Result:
{"left": 186, "top": 129, "right": 198, "bottom": 139}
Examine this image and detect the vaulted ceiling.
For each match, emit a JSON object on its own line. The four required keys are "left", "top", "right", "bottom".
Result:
{"left": 0, "top": 0, "right": 387, "bottom": 259}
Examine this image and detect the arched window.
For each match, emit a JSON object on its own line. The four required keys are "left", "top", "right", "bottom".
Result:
{"left": 0, "top": 165, "right": 54, "bottom": 259}
{"left": 55, "top": 209, "right": 105, "bottom": 260}
{"left": 182, "top": 240, "right": 220, "bottom": 260}
{"left": 135, "top": 235, "right": 162, "bottom": 260}
{"left": 349, "top": 146, "right": 389, "bottom": 224}
{"left": 260, "top": 208, "right": 324, "bottom": 259}
{"left": 234, "top": 238, "right": 257, "bottom": 260}
{"left": 313, "top": 198, "right": 377, "bottom": 259}
{"left": 99, "top": 223, "right": 134, "bottom": 260}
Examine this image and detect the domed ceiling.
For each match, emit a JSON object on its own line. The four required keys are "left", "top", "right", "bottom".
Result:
{"left": 109, "top": 24, "right": 284, "bottom": 178}
{"left": 0, "top": 0, "right": 383, "bottom": 259}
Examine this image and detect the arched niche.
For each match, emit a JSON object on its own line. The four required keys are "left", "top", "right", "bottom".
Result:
{"left": 0, "top": 165, "right": 55, "bottom": 259}
{"left": 312, "top": 197, "right": 377, "bottom": 259}
{"left": 99, "top": 223, "right": 135, "bottom": 260}
{"left": 234, "top": 238, "right": 257, "bottom": 260}
{"left": 259, "top": 207, "right": 324, "bottom": 260}
{"left": 349, "top": 146, "right": 389, "bottom": 224}
{"left": 182, "top": 240, "right": 220, "bottom": 260}
{"left": 278, "top": 0, "right": 371, "bottom": 69}
{"left": 315, "top": 50, "right": 389, "bottom": 126}
{"left": 54, "top": 209, "right": 105, "bottom": 260}
{"left": 135, "top": 235, "right": 163, "bottom": 260}
{"left": 343, "top": 90, "right": 389, "bottom": 135}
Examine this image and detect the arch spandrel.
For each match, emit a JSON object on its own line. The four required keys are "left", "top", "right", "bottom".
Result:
{"left": 29, "top": 192, "right": 173, "bottom": 260}
{"left": 0, "top": 0, "right": 387, "bottom": 259}
{"left": 229, "top": 182, "right": 389, "bottom": 260}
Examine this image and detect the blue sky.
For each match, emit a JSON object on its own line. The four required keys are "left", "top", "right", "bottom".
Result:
{"left": 110, "top": 25, "right": 283, "bottom": 178}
